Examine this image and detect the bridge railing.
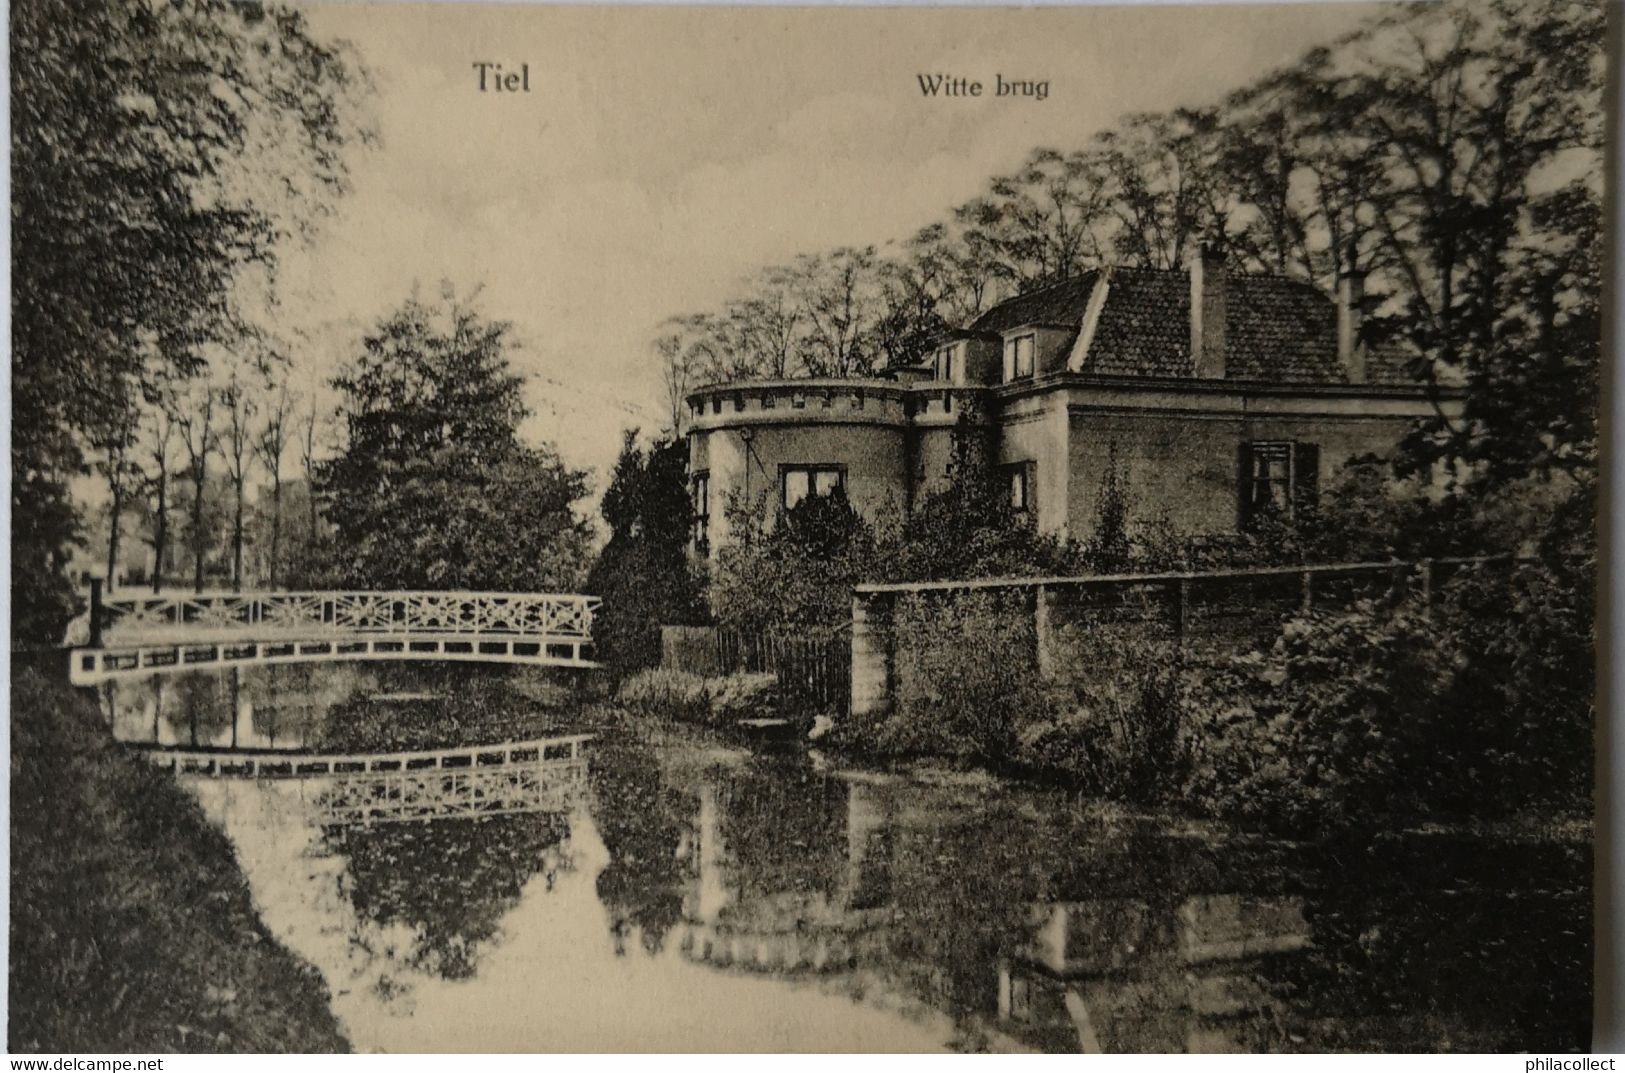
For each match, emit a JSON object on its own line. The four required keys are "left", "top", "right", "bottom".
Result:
{"left": 93, "top": 590, "right": 600, "bottom": 645}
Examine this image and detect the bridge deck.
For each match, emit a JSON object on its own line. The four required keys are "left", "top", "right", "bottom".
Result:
{"left": 136, "top": 732, "right": 593, "bottom": 778}
{"left": 69, "top": 589, "right": 601, "bottom": 685}
{"left": 72, "top": 632, "right": 597, "bottom": 685}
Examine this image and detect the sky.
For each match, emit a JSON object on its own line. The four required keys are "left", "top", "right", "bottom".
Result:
{"left": 276, "top": 0, "right": 1394, "bottom": 495}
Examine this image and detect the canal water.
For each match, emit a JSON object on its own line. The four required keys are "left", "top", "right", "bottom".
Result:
{"left": 100, "top": 664, "right": 1591, "bottom": 1053}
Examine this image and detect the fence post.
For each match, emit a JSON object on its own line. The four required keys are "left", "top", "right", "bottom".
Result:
{"left": 1034, "top": 584, "right": 1057, "bottom": 680}
{"left": 88, "top": 578, "right": 104, "bottom": 649}
{"left": 850, "top": 591, "right": 895, "bottom": 717}
{"left": 1300, "top": 569, "right": 1313, "bottom": 614}
{"left": 1419, "top": 558, "right": 1435, "bottom": 620}
{"left": 1172, "top": 579, "right": 1189, "bottom": 644}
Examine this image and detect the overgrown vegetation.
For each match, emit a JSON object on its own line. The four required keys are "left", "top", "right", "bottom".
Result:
{"left": 617, "top": 668, "right": 780, "bottom": 726}
{"left": 8, "top": 664, "right": 350, "bottom": 1052}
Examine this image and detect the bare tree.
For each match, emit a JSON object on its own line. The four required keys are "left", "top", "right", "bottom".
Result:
{"left": 794, "top": 247, "right": 883, "bottom": 377}
{"left": 253, "top": 379, "right": 298, "bottom": 588}
{"left": 300, "top": 396, "right": 321, "bottom": 552}
{"left": 953, "top": 146, "right": 1112, "bottom": 288}
{"left": 176, "top": 381, "right": 217, "bottom": 593}
{"left": 219, "top": 371, "right": 256, "bottom": 591}
{"left": 142, "top": 387, "right": 183, "bottom": 594}
{"left": 90, "top": 382, "right": 142, "bottom": 594}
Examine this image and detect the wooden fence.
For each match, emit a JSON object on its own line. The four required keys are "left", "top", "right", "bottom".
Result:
{"left": 661, "top": 625, "right": 851, "bottom": 714}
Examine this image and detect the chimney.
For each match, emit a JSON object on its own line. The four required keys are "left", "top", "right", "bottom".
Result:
{"left": 1336, "top": 265, "right": 1368, "bottom": 384}
{"left": 1189, "top": 242, "right": 1227, "bottom": 379}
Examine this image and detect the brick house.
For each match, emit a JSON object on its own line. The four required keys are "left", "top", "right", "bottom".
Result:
{"left": 682, "top": 247, "right": 1462, "bottom": 555}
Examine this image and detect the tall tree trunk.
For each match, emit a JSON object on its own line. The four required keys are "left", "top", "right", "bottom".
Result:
{"left": 105, "top": 479, "right": 123, "bottom": 595}
{"left": 269, "top": 475, "right": 283, "bottom": 589}
{"left": 231, "top": 476, "right": 245, "bottom": 592}
{"left": 152, "top": 469, "right": 168, "bottom": 594}
{"left": 191, "top": 461, "right": 207, "bottom": 594}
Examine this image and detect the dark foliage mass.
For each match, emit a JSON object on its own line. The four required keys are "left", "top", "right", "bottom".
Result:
{"left": 319, "top": 294, "right": 594, "bottom": 591}
{"left": 329, "top": 814, "right": 572, "bottom": 981}
{"left": 8, "top": 664, "right": 349, "bottom": 1052}
{"left": 10, "top": 0, "right": 366, "bottom": 641}
{"left": 587, "top": 434, "right": 708, "bottom": 676}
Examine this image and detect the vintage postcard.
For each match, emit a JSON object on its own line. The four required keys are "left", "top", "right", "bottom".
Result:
{"left": 8, "top": 0, "right": 1608, "bottom": 1055}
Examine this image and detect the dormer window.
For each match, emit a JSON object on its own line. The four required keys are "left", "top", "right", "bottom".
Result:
{"left": 933, "top": 345, "right": 957, "bottom": 383}
{"left": 1003, "top": 333, "right": 1035, "bottom": 381}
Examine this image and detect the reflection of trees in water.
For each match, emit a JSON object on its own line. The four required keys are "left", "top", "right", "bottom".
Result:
{"left": 324, "top": 812, "right": 573, "bottom": 980}
{"left": 586, "top": 732, "right": 695, "bottom": 955}
{"left": 317, "top": 666, "right": 576, "bottom": 754}
{"left": 713, "top": 759, "right": 848, "bottom": 908}
{"left": 174, "top": 671, "right": 233, "bottom": 746}
{"left": 1263, "top": 836, "right": 1592, "bottom": 1052}
{"left": 577, "top": 732, "right": 1590, "bottom": 1052}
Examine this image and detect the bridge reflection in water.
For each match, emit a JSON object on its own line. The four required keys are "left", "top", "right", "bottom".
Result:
{"left": 115, "top": 666, "right": 1586, "bottom": 1052}
{"left": 154, "top": 735, "right": 591, "bottom": 827}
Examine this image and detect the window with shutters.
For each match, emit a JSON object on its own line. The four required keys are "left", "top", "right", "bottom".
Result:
{"left": 1239, "top": 441, "right": 1319, "bottom": 530}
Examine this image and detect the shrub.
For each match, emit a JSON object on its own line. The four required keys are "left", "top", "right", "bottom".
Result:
{"left": 707, "top": 672, "right": 780, "bottom": 723}
{"left": 1182, "top": 606, "right": 1465, "bottom": 837}
{"left": 617, "top": 668, "right": 711, "bottom": 722}
{"left": 1181, "top": 544, "right": 1595, "bottom": 838}
{"left": 881, "top": 590, "right": 1041, "bottom": 761}
{"left": 711, "top": 488, "right": 876, "bottom": 633}
{"left": 616, "top": 668, "right": 780, "bottom": 725}
{"left": 1014, "top": 628, "right": 1188, "bottom": 802}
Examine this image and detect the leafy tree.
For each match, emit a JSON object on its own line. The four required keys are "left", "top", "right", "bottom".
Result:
{"left": 10, "top": 0, "right": 365, "bottom": 638}
{"left": 319, "top": 292, "right": 592, "bottom": 591}
{"left": 586, "top": 432, "right": 707, "bottom": 675}
{"left": 711, "top": 489, "right": 876, "bottom": 632}
{"left": 880, "top": 417, "right": 1078, "bottom": 583}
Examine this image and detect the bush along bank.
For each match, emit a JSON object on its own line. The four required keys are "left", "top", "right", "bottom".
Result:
{"left": 824, "top": 556, "right": 1594, "bottom": 841}
{"left": 616, "top": 668, "right": 783, "bottom": 728}
{"left": 8, "top": 663, "right": 350, "bottom": 1053}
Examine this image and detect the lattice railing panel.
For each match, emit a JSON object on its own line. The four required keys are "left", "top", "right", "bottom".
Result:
{"left": 100, "top": 591, "right": 599, "bottom": 642}
{"left": 317, "top": 760, "right": 588, "bottom": 825}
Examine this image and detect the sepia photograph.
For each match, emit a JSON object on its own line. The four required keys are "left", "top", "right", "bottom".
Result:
{"left": 6, "top": 0, "right": 1610, "bottom": 1055}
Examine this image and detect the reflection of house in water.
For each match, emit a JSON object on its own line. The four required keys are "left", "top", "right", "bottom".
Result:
{"left": 656, "top": 761, "right": 1314, "bottom": 1053}
{"left": 999, "top": 894, "right": 1311, "bottom": 1053}
{"left": 673, "top": 778, "right": 893, "bottom": 976}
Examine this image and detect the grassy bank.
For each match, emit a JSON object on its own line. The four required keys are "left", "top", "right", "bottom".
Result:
{"left": 8, "top": 662, "right": 349, "bottom": 1053}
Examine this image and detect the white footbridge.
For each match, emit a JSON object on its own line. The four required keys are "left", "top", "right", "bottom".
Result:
{"left": 70, "top": 590, "right": 600, "bottom": 685}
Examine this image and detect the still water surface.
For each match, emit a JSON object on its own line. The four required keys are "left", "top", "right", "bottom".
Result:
{"left": 102, "top": 664, "right": 1590, "bottom": 1053}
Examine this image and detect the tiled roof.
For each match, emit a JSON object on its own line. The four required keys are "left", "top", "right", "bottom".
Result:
{"left": 970, "top": 266, "right": 1423, "bottom": 387}
{"left": 971, "top": 273, "right": 1101, "bottom": 334}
